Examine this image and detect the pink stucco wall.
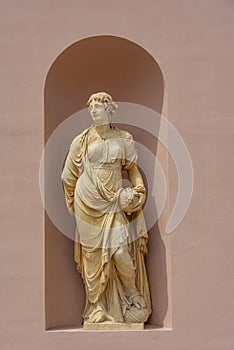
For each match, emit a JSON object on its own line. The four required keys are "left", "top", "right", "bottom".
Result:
{"left": 1, "top": 1, "right": 234, "bottom": 349}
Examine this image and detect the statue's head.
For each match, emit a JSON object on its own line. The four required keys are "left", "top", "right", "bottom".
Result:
{"left": 87, "top": 92, "right": 118, "bottom": 121}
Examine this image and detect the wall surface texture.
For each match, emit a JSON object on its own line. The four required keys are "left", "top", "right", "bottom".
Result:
{"left": 1, "top": 1, "right": 234, "bottom": 349}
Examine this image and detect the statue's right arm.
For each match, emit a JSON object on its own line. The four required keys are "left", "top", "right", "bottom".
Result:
{"left": 61, "top": 137, "right": 81, "bottom": 215}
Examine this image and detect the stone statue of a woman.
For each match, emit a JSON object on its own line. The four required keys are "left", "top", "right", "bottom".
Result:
{"left": 61, "top": 92, "right": 151, "bottom": 329}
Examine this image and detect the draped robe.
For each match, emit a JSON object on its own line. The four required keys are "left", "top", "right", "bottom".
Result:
{"left": 61, "top": 126, "right": 151, "bottom": 323}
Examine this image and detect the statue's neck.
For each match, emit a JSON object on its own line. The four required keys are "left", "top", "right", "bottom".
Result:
{"left": 94, "top": 123, "right": 111, "bottom": 139}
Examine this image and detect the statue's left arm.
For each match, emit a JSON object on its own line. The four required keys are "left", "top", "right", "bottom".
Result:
{"left": 121, "top": 130, "right": 146, "bottom": 211}
{"left": 127, "top": 163, "right": 146, "bottom": 211}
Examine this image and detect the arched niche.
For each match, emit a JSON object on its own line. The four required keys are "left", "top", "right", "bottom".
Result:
{"left": 44, "top": 35, "right": 171, "bottom": 330}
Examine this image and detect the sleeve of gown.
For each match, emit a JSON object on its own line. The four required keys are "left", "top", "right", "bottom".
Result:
{"left": 121, "top": 131, "right": 138, "bottom": 170}
{"left": 61, "top": 135, "right": 83, "bottom": 215}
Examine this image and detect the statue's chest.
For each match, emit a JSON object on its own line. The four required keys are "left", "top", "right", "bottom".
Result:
{"left": 88, "top": 138, "right": 123, "bottom": 165}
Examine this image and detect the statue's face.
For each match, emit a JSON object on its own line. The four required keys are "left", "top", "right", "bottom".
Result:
{"left": 89, "top": 100, "right": 109, "bottom": 125}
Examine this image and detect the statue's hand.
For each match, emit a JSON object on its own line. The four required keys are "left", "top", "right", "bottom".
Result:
{"left": 132, "top": 295, "right": 146, "bottom": 309}
{"left": 132, "top": 186, "right": 146, "bottom": 211}
{"left": 132, "top": 192, "right": 145, "bottom": 210}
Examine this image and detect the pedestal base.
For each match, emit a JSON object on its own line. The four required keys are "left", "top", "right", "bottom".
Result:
{"left": 83, "top": 321, "right": 144, "bottom": 330}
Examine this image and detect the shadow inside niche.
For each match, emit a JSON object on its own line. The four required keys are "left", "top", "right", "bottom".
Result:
{"left": 146, "top": 222, "right": 168, "bottom": 327}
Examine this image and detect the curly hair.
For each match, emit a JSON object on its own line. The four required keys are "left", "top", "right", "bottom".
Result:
{"left": 87, "top": 92, "right": 118, "bottom": 118}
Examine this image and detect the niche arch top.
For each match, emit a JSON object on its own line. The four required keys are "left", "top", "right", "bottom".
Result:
{"left": 44, "top": 35, "right": 169, "bottom": 330}
{"left": 45, "top": 35, "right": 164, "bottom": 141}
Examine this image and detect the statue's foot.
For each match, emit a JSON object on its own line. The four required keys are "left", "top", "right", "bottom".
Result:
{"left": 89, "top": 309, "right": 115, "bottom": 323}
{"left": 91, "top": 310, "right": 106, "bottom": 323}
